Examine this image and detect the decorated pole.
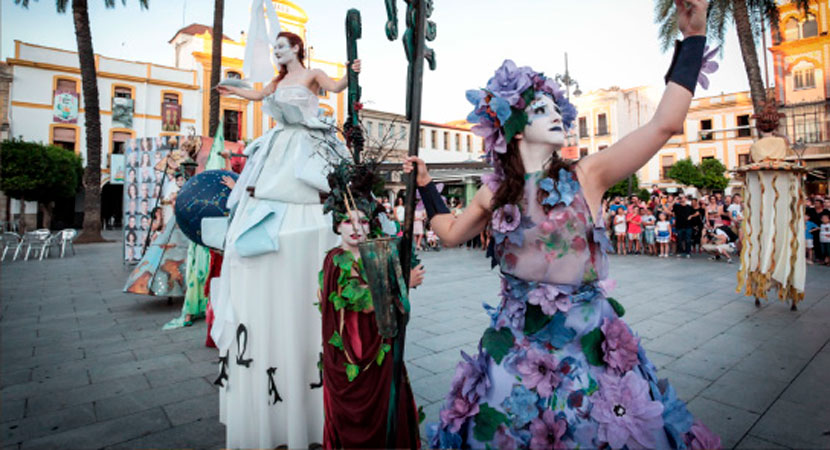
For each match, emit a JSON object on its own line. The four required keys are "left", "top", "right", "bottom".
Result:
{"left": 345, "top": 9, "right": 364, "bottom": 164}
{"left": 383, "top": 0, "right": 436, "bottom": 447}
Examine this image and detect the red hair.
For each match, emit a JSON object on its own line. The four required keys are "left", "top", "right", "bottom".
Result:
{"left": 275, "top": 31, "right": 306, "bottom": 84}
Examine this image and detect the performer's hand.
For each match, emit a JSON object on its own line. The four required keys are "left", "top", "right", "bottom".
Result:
{"left": 403, "top": 156, "right": 432, "bottom": 187}
{"left": 221, "top": 176, "right": 236, "bottom": 189}
{"left": 677, "top": 0, "right": 708, "bottom": 39}
{"left": 216, "top": 85, "right": 232, "bottom": 96}
{"left": 349, "top": 59, "right": 362, "bottom": 73}
{"left": 409, "top": 264, "right": 425, "bottom": 288}
{"left": 220, "top": 150, "right": 231, "bottom": 159}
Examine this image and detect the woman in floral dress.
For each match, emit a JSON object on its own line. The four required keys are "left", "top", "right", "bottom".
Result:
{"left": 404, "top": 1, "right": 721, "bottom": 448}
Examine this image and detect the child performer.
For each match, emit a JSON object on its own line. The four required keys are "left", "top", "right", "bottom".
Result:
{"left": 318, "top": 168, "right": 425, "bottom": 448}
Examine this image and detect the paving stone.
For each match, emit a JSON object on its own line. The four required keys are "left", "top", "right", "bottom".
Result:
{"left": 730, "top": 348, "right": 810, "bottom": 383}
{"left": 699, "top": 368, "right": 789, "bottom": 414}
{"left": 686, "top": 396, "right": 760, "bottom": 449}
{"left": 106, "top": 415, "right": 223, "bottom": 449}
{"left": 143, "top": 360, "right": 218, "bottom": 388}
{"left": 87, "top": 353, "right": 190, "bottom": 383}
{"left": 665, "top": 348, "right": 739, "bottom": 381}
{"left": 410, "top": 370, "right": 454, "bottom": 403}
{"left": 26, "top": 374, "right": 149, "bottom": 416}
{"left": 2, "top": 404, "right": 95, "bottom": 445}
{"left": 749, "top": 399, "right": 830, "bottom": 449}
{"left": 161, "top": 393, "right": 217, "bottom": 427}
{"left": 94, "top": 378, "right": 215, "bottom": 421}
{"left": 0, "top": 398, "right": 26, "bottom": 423}
{"left": 20, "top": 408, "right": 170, "bottom": 450}
{"left": 658, "top": 368, "right": 712, "bottom": 402}
{"left": 735, "top": 434, "right": 791, "bottom": 449}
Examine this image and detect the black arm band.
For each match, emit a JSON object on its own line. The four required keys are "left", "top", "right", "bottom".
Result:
{"left": 664, "top": 35, "right": 706, "bottom": 95}
{"left": 417, "top": 182, "right": 450, "bottom": 219}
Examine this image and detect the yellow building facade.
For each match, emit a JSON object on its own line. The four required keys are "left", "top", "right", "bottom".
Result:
{"left": 770, "top": 0, "right": 830, "bottom": 194}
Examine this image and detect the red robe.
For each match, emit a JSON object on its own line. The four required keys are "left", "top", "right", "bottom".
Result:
{"left": 203, "top": 250, "right": 223, "bottom": 348}
{"left": 320, "top": 248, "right": 420, "bottom": 449}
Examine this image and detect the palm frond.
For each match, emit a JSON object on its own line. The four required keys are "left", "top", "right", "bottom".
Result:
{"left": 706, "top": 0, "right": 733, "bottom": 46}
{"left": 13, "top": 0, "right": 31, "bottom": 8}
{"left": 56, "top": 0, "right": 68, "bottom": 13}
{"left": 654, "top": 0, "right": 679, "bottom": 52}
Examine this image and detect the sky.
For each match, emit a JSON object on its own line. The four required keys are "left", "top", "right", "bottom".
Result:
{"left": 1, "top": 0, "right": 774, "bottom": 122}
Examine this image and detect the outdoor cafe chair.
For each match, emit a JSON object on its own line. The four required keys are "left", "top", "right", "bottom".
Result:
{"left": 1, "top": 232, "right": 21, "bottom": 262}
{"left": 22, "top": 230, "right": 51, "bottom": 261}
{"left": 58, "top": 229, "right": 77, "bottom": 258}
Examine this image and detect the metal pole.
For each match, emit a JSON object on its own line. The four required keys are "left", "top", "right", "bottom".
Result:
{"left": 389, "top": 1, "right": 426, "bottom": 446}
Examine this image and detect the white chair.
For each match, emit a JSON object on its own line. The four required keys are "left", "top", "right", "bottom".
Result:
{"left": 58, "top": 229, "right": 77, "bottom": 258}
{"left": 23, "top": 230, "right": 50, "bottom": 261}
{"left": 1, "top": 232, "right": 21, "bottom": 262}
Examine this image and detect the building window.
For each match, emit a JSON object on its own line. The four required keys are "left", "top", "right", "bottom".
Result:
{"left": 52, "top": 126, "right": 76, "bottom": 152}
{"left": 420, "top": 129, "right": 425, "bottom": 147}
{"left": 466, "top": 135, "right": 472, "bottom": 152}
{"left": 579, "top": 147, "right": 588, "bottom": 158}
{"left": 785, "top": 18, "right": 799, "bottom": 41}
{"left": 702, "top": 156, "right": 715, "bottom": 161}
{"left": 802, "top": 14, "right": 818, "bottom": 38}
{"left": 163, "top": 93, "right": 180, "bottom": 104}
{"left": 113, "top": 86, "right": 133, "bottom": 99}
{"left": 226, "top": 71, "right": 242, "bottom": 79}
{"left": 111, "top": 131, "right": 132, "bottom": 155}
{"left": 596, "top": 113, "right": 608, "bottom": 136}
{"left": 443, "top": 131, "right": 449, "bottom": 150}
{"left": 318, "top": 87, "right": 328, "bottom": 97}
{"left": 224, "top": 109, "right": 241, "bottom": 142}
{"left": 738, "top": 153, "right": 750, "bottom": 166}
{"left": 378, "top": 123, "right": 385, "bottom": 139}
{"left": 598, "top": 145, "right": 608, "bottom": 151}
{"left": 578, "top": 117, "right": 588, "bottom": 138}
{"left": 399, "top": 125, "right": 407, "bottom": 140}
{"left": 737, "top": 114, "right": 751, "bottom": 137}
{"left": 700, "top": 119, "right": 713, "bottom": 141}
{"left": 794, "top": 68, "right": 816, "bottom": 90}
{"left": 56, "top": 78, "right": 78, "bottom": 92}
{"left": 366, "top": 121, "right": 373, "bottom": 138}
{"left": 661, "top": 155, "right": 674, "bottom": 180}
{"left": 455, "top": 134, "right": 461, "bottom": 151}
{"left": 431, "top": 130, "right": 437, "bottom": 149}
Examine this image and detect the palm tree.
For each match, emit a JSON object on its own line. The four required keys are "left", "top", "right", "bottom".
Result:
{"left": 655, "top": 0, "right": 809, "bottom": 114}
{"left": 208, "top": 0, "right": 224, "bottom": 137}
{"left": 15, "top": 0, "right": 149, "bottom": 243}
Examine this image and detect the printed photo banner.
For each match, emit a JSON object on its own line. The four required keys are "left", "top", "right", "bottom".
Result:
{"left": 122, "top": 136, "right": 181, "bottom": 264}
{"left": 53, "top": 89, "right": 79, "bottom": 123}
{"left": 110, "top": 154, "right": 125, "bottom": 185}
{"left": 162, "top": 103, "right": 182, "bottom": 132}
{"left": 112, "top": 97, "right": 134, "bottom": 129}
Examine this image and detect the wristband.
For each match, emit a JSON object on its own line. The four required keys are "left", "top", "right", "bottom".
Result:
{"left": 664, "top": 35, "right": 706, "bottom": 95}
{"left": 417, "top": 182, "right": 450, "bottom": 219}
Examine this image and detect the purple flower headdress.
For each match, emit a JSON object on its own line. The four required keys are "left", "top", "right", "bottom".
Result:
{"left": 467, "top": 60, "right": 578, "bottom": 178}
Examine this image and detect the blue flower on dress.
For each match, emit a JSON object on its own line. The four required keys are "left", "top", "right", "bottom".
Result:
{"left": 539, "top": 169, "right": 579, "bottom": 208}
{"left": 493, "top": 213, "right": 533, "bottom": 247}
{"left": 531, "top": 312, "right": 576, "bottom": 348}
{"left": 501, "top": 384, "right": 541, "bottom": 428}
{"left": 657, "top": 379, "right": 694, "bottom": 449}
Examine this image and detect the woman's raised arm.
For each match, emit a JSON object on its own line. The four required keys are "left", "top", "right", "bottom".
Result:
{"left": 577, "top": 0, "right": 708, "bottom": 201}
{"left": 216, "top": 77, "right": 278, "bottom": 101}
{"left": 312, "top": 60, "right": 361, "bottom": 94}
{"left": 403, "top": 156, "right": 491, "bottom": 247}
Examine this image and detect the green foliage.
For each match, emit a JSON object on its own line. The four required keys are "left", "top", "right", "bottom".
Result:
{"left": 375, "top": 343, "right": 391, "bottom": 366}
{"left": 15, "top": 0, "right": 149, "bottom": 13}
{"left": 605, "top": 174, "right": 640, "bottom": 199}
{"left": 699, "top": 158, "right": 730, "bottom": 191}
{"left": 328, "top": 331, "right": 344, "bottom": 350}
{"left": 523, "top": 304, "right": 551, "bottom": 335}
{"left": 503, "top": 109, "right": 528, "bottom": 145}
{"left": 607, "top": 297, "right": 626, "bottom": 318}
{"left": 345, "top": 363, "right": 359, "bottom": 382}
{"left": 0, "top": 139, "right": 82, "bottom": 202}
{"left": 667, "top": 158, "right": 703, "bottom": 188}
{"left": 481, "top": 327, "right": 515, "bottom": 364}
{"left": 580, "top": 327, "right": 605, "bottom": 366}
{"left": 472, "top": 403, "right": 509, "bottom": 442}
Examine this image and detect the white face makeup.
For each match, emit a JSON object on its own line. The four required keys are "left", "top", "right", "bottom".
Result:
{"left": 273, "top": 36, "right": 298, "bottom": 65}
{"left": 521, "top": 93, "right": 566, "bottom": 147}
{"left": 337, "top": 210, "right": 370, "bottom": 250}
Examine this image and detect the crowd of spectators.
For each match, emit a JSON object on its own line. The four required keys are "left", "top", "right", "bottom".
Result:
{"left": 376, "top": 189, "right": 830, "bottom": 266}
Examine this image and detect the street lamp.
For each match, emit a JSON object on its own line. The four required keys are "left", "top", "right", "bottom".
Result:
{"left": 555, "top": 52, "right": 581, "bottom": 100}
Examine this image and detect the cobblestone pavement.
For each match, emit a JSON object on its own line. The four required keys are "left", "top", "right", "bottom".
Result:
{"left": 1, "top": 234, "right": 829, "bottom": 449}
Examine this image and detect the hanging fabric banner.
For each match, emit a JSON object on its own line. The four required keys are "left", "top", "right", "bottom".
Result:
{"left": 162, "top": 103, "right": 182, "bottom": 132}
{"left": 53, "top": 89, "right": 79, "bottom": 123}
{"left": 112, "top": 97, "right": 134, "bottom": 128}
{"left": 110, "top": 154, "right": 125, "bottom": 185}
